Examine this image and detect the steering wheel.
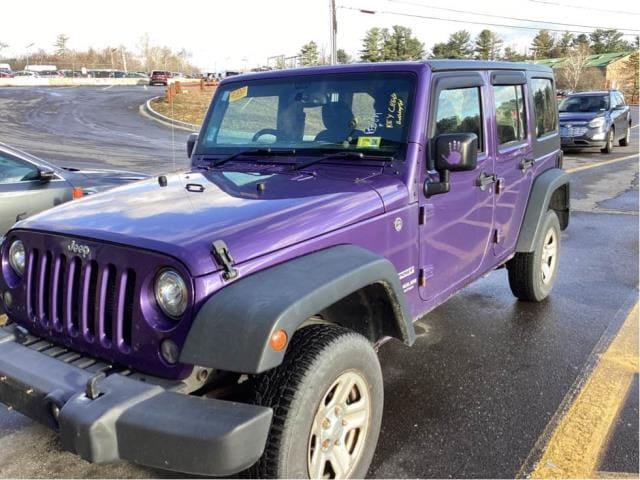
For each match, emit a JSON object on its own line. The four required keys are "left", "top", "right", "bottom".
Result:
{"left": 252, "top": 128, "right": 279, "bottom": 142}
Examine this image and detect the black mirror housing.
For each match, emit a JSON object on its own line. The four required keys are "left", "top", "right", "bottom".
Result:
{"left": 38, "top": 169, "right": 55, "bottom": 183}
{"left": 187, "top": 133, "right": 198, "bottom": 158}
{"left": 435, "top": 133, "right": 478, "bottom": 172}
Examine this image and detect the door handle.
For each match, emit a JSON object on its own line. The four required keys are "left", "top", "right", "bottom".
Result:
{"left": 476, "top": 172, "right": 497, "bottom": 191}
{"left": 519, "top": 157, "right": 535, "bottom": 172}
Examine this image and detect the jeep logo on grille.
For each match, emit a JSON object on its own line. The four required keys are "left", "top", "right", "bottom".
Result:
{"left": 67, "top": 240, "right": 91, "bottom": 258}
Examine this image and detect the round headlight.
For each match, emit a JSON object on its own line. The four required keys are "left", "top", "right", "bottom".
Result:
{"left": 154, "top": 269, "right": 188, "bottom": 319}
{"left": 8, "top": 240, "right": 26, "bottom": 277}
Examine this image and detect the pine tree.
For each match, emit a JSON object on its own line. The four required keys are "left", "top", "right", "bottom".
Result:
{"left": 589, "top": 29, "right": 629, "bottom": 54}
{"left": 502, "top": 46, "right": 527, "bottom": 62}
{"left": 554, "top": 31, "right": 574, "bottom": 57}
{"left": 431, "top": 30, "right": 473, "bottom": 59}
{"left": 475, "top": 29, "right": 503, "bottom": 60}
{"left": 360, "top": 28, "right": 387, "bottom": 62}
{"left": 336, "top": 49, "right": 351, "bottom": 64}
{"left": 299, "top": 41, "right": 320, "bottom": 66}
{"left": 382, "top": 25, "right": 424, "bottom": 60}
{"left": 531, "top": 30, "right": 555, "bottom": 59}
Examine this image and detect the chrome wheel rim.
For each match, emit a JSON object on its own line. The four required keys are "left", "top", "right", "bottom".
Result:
{"left": 541, "top": 228, "right": 558, "bottom": 285}
{"left": 308, "top": 370, "right": 371, "bottom": 479}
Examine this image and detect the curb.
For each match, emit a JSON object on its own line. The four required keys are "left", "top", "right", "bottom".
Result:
{"left": 140, "top": 97, "right": 199, "bottom": 132}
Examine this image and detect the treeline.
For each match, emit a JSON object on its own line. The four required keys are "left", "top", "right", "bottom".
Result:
{"left": 0, "top": 34, "right": 199, "bottom": 73}
{"left": 296, "top": 27, "right": 638, "bottom": 65}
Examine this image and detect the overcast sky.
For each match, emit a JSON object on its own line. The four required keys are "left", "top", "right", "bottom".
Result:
{"left": 2, "top": 0, "right": 638, "bottom": 70}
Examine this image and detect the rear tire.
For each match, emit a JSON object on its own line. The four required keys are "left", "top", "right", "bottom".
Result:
{"left": 247, "top": 325, "right": 383, "bottom": 479}
{"left": 601, "top": 128, "right": 614, "bottom": 153}
{"left": 507, "top": 210, "right": 561, "bottom": 302}
{"left": 619, "top": 124, "right": 630, "bottom": 146}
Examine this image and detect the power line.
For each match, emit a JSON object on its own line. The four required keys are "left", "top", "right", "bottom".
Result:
{"left": 387, "top": 0, "right": 639, "bottom": 33}
{"left": 528, "top": 0, "right": 640, "bottom": 16}
{"left": 338, "top": 5, "right": 639, "bottom": 36}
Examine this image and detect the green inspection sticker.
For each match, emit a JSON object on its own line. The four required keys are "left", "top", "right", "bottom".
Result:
{"left": 357, "top": 136, "right": 382, "bottom": 148}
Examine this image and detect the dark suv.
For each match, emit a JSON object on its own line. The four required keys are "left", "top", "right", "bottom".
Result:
{"left": 559, "top": 90, "right": 631, "bottom": 153}
{"left": 149, "top": 70, "right": 171, "bottom": 86}
{"left": 0, "top": 61, "right": 569, "bottom": 478}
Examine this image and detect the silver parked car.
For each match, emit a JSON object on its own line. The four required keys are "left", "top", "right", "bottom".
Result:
{"left": 0, "top": 143, "right": 148, "bottom": 235}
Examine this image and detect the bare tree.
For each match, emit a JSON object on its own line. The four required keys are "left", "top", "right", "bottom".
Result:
{"left": 560, "top": 44, "right": 591, "bottom": 91}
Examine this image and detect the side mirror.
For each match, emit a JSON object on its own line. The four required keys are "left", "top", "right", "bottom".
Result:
{"left": 187, "top": 133, "right": 198, "bottom": 158}
{"left": 435, "top": 133, "right": 478, "bottom": 172}
{"left": 38, "top": 169, "right": 55, "bottom": 183}
{"left": 424, "top": 133, "right": 478, "bottom": 198}
{"left": 614, "top": 104, "right": 626, "bottom": 111}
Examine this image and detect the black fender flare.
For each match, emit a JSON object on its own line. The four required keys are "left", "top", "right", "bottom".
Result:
{"left": 516, "top": 168, "right": 570, "bottom": 253}
{"left": 180, "top": 245, "right": 415, "bottom": 374}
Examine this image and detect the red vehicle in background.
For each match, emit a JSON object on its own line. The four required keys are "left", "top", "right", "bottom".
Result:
{"left": 149, "top": 70, "right": 171, "bottom": 86}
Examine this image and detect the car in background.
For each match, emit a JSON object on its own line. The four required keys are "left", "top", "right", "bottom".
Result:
{"left": 149, "top": 70, "right": 171, "bottom": 86}
{"left": 559, "top": 90, "right": 631, "bottom": 153}
{"left": 13, "top": 70, "right": 40, "bottom": 78}
{"left": 0, "top": 70, "right": 13, "bottom": 78}
{"left": 0, "top": 143, "right": 148, "bottom": 235}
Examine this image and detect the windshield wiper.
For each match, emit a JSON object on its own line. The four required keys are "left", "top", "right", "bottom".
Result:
{"left": 292, "top": 151, "right": 394, "bottom": 171}
{"left": 211, "top": 148, "right": 296, "bottom": 167}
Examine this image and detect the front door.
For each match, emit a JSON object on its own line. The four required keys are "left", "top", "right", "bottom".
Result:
{"left": 419, "top": 73, "right": 495, "bottom": 303}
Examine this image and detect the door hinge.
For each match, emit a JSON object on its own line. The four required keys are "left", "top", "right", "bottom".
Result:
{"left": 476, "top": 172, "right": 497, "bottom": 191}
{"left": 211, "top": 240, "right": 238, "bottom": 280}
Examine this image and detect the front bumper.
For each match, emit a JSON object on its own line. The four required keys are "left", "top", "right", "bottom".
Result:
{"left": 0, "top": 325, "right": 273, "bottom": 476}
{"left": 560, "top": 126, "right": 607, "bottom": 148}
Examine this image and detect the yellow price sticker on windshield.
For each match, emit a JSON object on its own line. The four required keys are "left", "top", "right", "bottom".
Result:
{"left": 229, "top": 86, "right": 248, "bottom": 102}
{"left": 357, "top": 136, "right": 382, "bottom": 149}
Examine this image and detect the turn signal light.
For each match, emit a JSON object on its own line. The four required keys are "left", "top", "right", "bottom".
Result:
{"left": 72, "top": 187, "right": 84, "bottom": 199}
{"left": 270, "top": 329, "right": 288, "bottom": 352}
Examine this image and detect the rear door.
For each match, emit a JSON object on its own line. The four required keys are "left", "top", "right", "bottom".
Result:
{"left": 489, "top": 72, "right": 534, "bottom": 257}
{"left": 419, "top": 71, "right": 495, "bottom": 302}
{"left": 0, "top": 152, "right": 72, "bottom": 234}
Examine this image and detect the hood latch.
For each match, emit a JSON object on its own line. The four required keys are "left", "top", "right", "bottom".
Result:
{"left": 211, "top": 240, "right": 238, "bottom": 280}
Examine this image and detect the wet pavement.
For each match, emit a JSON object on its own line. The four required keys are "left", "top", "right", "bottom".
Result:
{"left": 0, "top": 87, "right": 637, "bottom": 478}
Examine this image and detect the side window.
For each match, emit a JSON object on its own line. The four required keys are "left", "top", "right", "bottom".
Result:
{"left": 0, "top": 153, "right": 38, "bottom": 184}
{"left": 610, "top": 93, "right": 619, "bottom": 109}
{"left": 531, "top": 78, "right": 557, "bottom": 138}
{"left": 435, "top": 87, "right": 483, "bottom": 151}
{"left": 494, "top": 85, "right": 527, "bottom": 145}
{"left": 614, "top": 92, "right": 625, "bottom": 107}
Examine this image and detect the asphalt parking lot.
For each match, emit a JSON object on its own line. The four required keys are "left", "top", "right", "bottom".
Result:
{"left": 0, "top": 86, "right": 637, "bottom": 478}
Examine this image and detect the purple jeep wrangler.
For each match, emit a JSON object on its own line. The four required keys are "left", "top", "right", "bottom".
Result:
{"left": 0, "top": 61, "right": 569, "bottom": 478}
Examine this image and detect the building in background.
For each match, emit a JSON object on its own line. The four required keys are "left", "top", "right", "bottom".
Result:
{"left": 536, "top": 52, "right": 638, "bottom": 103}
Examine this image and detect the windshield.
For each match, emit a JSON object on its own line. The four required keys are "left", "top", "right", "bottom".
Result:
{"left": 197, "top": 72, "right": 416, "bottom": 158}
{"left": 559, "top": 95, "right": 609, "bottom": 113}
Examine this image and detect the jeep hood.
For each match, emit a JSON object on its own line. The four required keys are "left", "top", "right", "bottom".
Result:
{"left": 16, "top": 168, "right": 395, "bottom": 276}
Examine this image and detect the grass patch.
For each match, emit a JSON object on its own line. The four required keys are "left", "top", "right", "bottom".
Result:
{"left": 150, "top": 87, "right": 215, "bottom": 126}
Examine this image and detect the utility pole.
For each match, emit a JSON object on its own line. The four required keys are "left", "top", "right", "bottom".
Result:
{"left": 330, "top": 0, "right": 337, "bottom": 64}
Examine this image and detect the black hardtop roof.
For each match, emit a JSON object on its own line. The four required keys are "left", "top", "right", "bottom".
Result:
{"left": 424, "top": 59, "right": 552, "bottom": 73}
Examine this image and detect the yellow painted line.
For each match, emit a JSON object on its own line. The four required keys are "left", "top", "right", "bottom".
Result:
{"left": 566, "top": 153, "right": 638, "bottom": 174}
{"left": 530, "top": 302, "right": 639, "bottom": 479}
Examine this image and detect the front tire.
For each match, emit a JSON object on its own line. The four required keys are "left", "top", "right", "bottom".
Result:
{"left": 247, "top": 325, "right": 383, "bottom": 479}
{"left": 601, "top": 128, "right": 614, "bottom": 153}
{"left": 507, "top": 210, "right": 561, "bottom": 302}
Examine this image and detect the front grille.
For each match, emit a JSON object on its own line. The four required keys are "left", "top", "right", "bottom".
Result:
{"left": 25, "top": 248, "right": 136, "bottom": 352}
{"left": 561, "top": 126, "right": 588, "bottom": 137}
